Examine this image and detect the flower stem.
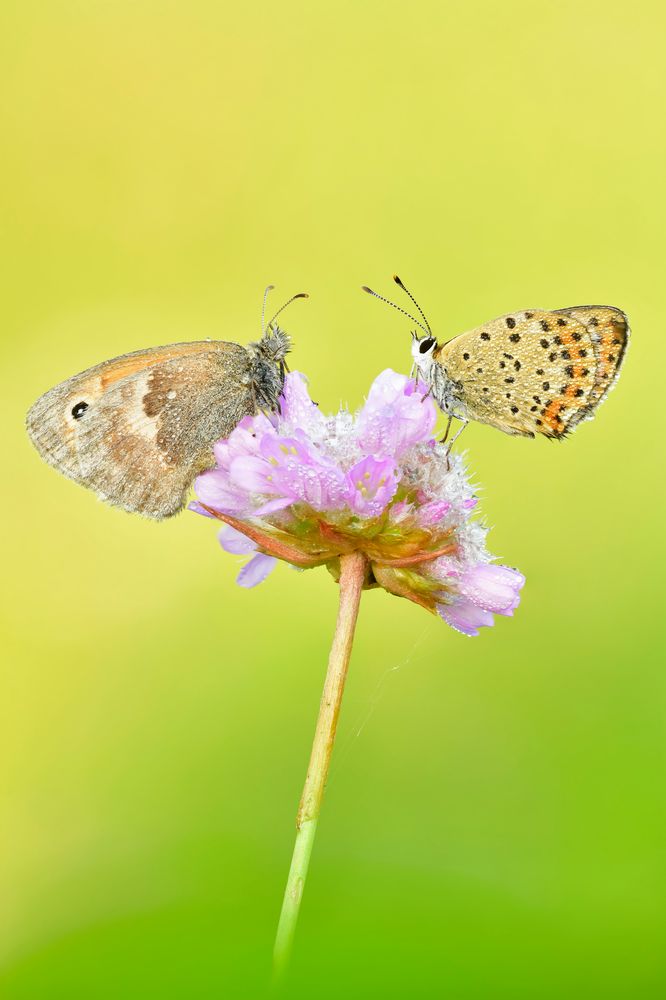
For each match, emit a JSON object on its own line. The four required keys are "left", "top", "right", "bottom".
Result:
{"left": 273, "top": 550, "right": 367, "bottom": 983}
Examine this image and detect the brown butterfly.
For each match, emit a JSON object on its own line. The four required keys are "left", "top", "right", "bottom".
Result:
{"left": 26, "top": 289, "right": 307, "bottom": 519}
{"left": 363, "top": 276, "right": 629, "bottom": 448}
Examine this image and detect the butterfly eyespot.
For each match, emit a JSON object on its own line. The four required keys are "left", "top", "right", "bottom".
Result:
{"left": 71, "top": 401, "right": 88, "bottom": 419}
{"left": 419, "top": 337, "right": 436, "bottom": 354}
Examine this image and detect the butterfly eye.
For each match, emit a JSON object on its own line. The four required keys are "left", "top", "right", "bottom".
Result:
{"left": 419, "top": 337, "right": 436, "bottom": 354}
{"left": 71, "top": 401, "right": 89, "bottom": 419}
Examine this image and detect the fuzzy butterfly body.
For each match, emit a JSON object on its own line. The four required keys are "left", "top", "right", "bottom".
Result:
{"left": 420, "top": 305, "right": 629, "bottom": 439}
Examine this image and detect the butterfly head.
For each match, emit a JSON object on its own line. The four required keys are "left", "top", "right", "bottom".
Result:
{"left": 411, "top": 332, "right": 438, "bottom": 361}
{"left": 246, "top": 327, "right": 290, "bottom": 411}
{"left": 362, "top": 275, "right": 440, "bottom": 376}
{"left": 247, "top": 288, "right": 308, "bottom": 411}
{"left": 255, "top": 323, "right": 292, "bottom": 364}
{"left": 410, "top": 331, "right": 439, "bottom": 383}
{"left": 253, "top": 287, "right": 307, "bottom": 366}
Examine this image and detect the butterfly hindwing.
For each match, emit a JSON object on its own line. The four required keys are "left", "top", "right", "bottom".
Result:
{"left": 27, "top": 341, "right": 254, "bottom": 518}
{"left": 552, "top": 306, "right": 629, "bottom": 424}
{"left": 436, "top": 306, "right": 628, "bottom": 439}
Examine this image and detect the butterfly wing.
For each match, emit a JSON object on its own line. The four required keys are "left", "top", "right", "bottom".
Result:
{"left": 27, "top": 341, "right": 254, "bottom": 518}
{"left": 551, "top": 306, "right": 629, "bottom": 423}
{"left": 436, "top": 306, "right": 628, "bottom": 439}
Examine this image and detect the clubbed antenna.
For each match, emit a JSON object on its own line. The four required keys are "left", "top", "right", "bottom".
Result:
{"left": 392, "top": 275, "right": 433, "bottom": 336}
{"left": 361, "top": 284, "right": 430, "bottom": 335}
{"left": 261, "top": 284, "right": 275, "bottom": 336}
{"left": 265, "top": 291, "right": 309, "bottom": 332}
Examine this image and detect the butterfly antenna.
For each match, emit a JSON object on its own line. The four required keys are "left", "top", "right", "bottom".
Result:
{"left": 261, "top": 284, "right": 275, "bottom": 336}
{"left": 361, "top": 285, "right": 429, "bottom": 335}
{"left": 392, "top": 274, "right": 433, "bottom": 336}
{"left": 265, "top": 292, "right": 309, "bottom": 330}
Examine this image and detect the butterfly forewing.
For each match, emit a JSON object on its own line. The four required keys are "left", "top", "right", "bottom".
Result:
{"left": 436, "top": 307, "right": 626, "bottom": 438}
{"left": 27, "top": 341, "right": 254, "bottom": 518}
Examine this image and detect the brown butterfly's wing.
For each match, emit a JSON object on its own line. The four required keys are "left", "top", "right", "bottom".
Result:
{"left": 27, "top": 341, "right": 254, "bottom": 518}
{"left": 436, "top": 306, "right": 628, "bottom": 439}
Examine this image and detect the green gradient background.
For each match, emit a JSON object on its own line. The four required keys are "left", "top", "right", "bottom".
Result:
{"left": 2, "top": 2, "right": 665, "bottom": 997}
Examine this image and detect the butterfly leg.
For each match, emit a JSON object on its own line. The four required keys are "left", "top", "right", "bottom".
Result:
{"left": 440, "top": 415, "right": 453, "bottom": 444}
{"left": 445, "top": 419, "right": 469, "bottom": 458}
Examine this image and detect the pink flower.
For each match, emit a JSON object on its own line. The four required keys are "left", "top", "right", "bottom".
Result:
{"left": 192, "top": 371, "right": 525, "bottom": 637}
{"left": 356, "top": 370, "right": 437, "bottom": 458}
{"left": 347, "top": 456, "right": 398, "bottom": 517}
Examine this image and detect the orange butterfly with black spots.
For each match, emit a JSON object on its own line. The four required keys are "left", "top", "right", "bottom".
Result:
{"left": 364, "top": 277, "right": 629, "bottom": 447}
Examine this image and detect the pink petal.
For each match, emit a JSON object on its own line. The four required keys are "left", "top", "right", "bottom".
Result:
{"left": 218, "top": 526, "right": 258, "bottom": 555}
{"left": 229, "top": 455, "right": 282, "bottom": 495}
{"left": 253, "top": 497, "right": 295, "bottom": 516}
{"left": 347, "top": 455, "right": 398, "bottom": 516}
{"left": 356, "top": 369, "right": 437, "bottom": 458}
{"left": 280, "top": 372, "right": 327, "bottom": 436}
{"left": 194, "top": 468, "right": 249, "bottom": 514}
{"left": 418, "top": 499, "right": 452, "bottom": 525}
{"left": 237, "top": 554, "right": 277, "bottom": 588}
{"left": 437, "top": 599, "right": 495, "bottom": 637}
{"left": 188, "top": 501, "right": 216, "bottom": 518}
{"left": 460, "top": 564, "right": 525, "bottom": 615}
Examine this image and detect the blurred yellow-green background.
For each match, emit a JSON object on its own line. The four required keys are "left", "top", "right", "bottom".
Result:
{"left": 2, "top": 1, "right": 665, "bottom": 996}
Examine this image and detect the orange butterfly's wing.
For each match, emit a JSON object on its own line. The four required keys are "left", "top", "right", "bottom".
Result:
{"left": 552, "top": 306, "right": 629, "bottom": 424}
{"left": 436, "top": 306, "right": 628, "bottom": 439}
{"left": 93, "top": 342, "right": 225, "bottom": 388}
{"left": 27, "top": 341, "right": 254, "bottom": 518}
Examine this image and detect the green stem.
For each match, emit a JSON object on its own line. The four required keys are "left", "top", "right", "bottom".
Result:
{"left": 272, "top": 550, "right": 367, "bottom": 983}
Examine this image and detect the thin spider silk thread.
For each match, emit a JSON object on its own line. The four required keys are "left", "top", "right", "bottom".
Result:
{"left": 328, "top": 622, "right": 435, "bottom": 780}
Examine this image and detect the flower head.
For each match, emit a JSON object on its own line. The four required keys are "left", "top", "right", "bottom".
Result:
{"left": 193, "top": 371, "right": 524, "bottom": 636}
